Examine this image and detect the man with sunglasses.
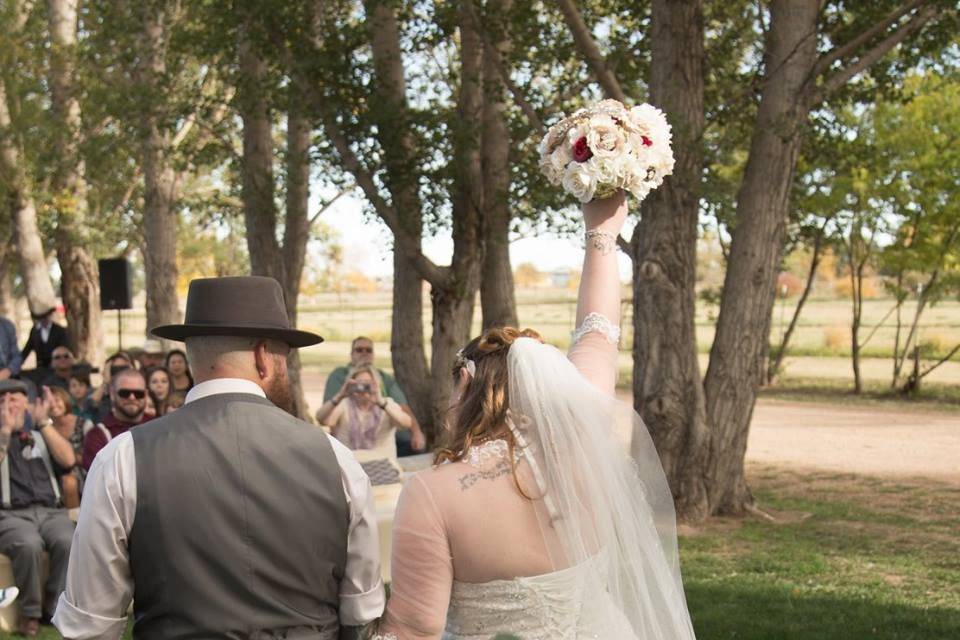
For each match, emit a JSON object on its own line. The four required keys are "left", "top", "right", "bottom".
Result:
{"left": 81, "top": 369, "right": 152, "bottom": 471}
{"left": 323, "top": 337, "right": 425, "bottom": 454}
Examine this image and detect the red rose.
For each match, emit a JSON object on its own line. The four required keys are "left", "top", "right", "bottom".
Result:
{"left": 572, "top": 136, "right": 593, "bottom": 162}
{"left": 641, "top": 135, "right": 653, "bottom": 147}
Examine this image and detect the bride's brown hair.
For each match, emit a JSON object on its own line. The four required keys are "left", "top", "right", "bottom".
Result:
{"left": 434, "top": 326, "right": 543, "bottom": 466}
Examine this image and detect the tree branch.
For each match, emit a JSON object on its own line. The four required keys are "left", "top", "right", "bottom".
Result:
{"left": 319, "top": 112, "right": 447, "bottom": 287}
{"left": 814, "top": 4, "right": 939, "bottom": 102}
{"left": 262, "top": 10, "right": 447, "bottom": 288}
{"left": 308, "top": 186, "right": 353, "bottom": 226}
{"left": 463, "top": 1, "right": 545, "bottom": 134}
{"left": 917, "top": 343, "right": 960, "bottom": 381}
{"left": 813, "top": 0, "right": 926, "bottom": 78}
{"left": 555, "top": 0, "right": 627, "bottom": 102}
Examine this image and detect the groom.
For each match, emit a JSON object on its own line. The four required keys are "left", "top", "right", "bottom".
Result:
{"left": 53, "top": 277, "right": 384, "bottom": 639}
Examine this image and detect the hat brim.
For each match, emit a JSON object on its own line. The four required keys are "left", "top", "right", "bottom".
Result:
{"left": 30, "top": 307, "right": 56, "bottom": 320}
{"left": 151, "top": 324, "right": 323, "bottom": 348}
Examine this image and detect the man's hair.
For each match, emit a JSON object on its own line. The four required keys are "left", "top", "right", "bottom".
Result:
{"left": 111, "top": 367, "right": 145, "bottom": 391}
{"left": 185, "top": 335, "right": 265, "bottom": 373}
{"left": 52, "top": 346, "right": 74, "bottom": 357}
{"left": 351, "top": 336, "right": 373, "bottom": 350}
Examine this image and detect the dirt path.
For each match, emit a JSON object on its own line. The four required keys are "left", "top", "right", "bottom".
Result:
{"left": 301, "top": 370, "right": 959, "bottom": 483}
{"left": 748, "top": 399, "right": 960, "bottom": 483}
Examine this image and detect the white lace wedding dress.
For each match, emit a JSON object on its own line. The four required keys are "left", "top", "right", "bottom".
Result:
{"left": 373, "top": 201, "right": 696, "bottom": 640}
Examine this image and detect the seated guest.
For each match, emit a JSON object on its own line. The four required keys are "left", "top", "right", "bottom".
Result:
{"left": 139, "top": 339, "right": 166, "bottom": 370}
{"left": 0, "top": 380, "right": 76, "bottom": 636}
{"left": 67, "top": 372, "right": 97, "bottom": 423}
{"left": 323, "top": 336, "right": 425, "bottom": 454}
{"left": 20, "top": 308, "right": 69, "bottom": 373}
{"left": 90, "top": 351, "right": 133, "bottom": 420}
{"left": 165, "top": 393, "right": 185, "bottom": 413}
{"left": 42, "top": 346, "right": 75, "bottom": 391}
{"left": 46, "top": 387, "right": 89, "bottom": 509}
{"left": 144, "top": 367, "right": 172, "bottom": 418}
{"left": 82, "top": 368, "right": 152, "bottom": 471}
{"left": 165, "top": 349, "right": 194, "bottom": 400}
{"left": 0, "top": 315, "right": 22, "bottom": 381}
{"left": 315, "top": 365, "right": 418, "bottom": 462}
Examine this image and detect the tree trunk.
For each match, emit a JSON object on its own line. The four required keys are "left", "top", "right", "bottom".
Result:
{"left": 850, "top": 258, "right": 864, "bottom": 394}
{"left": 0, "top": 77, "right": 58, "bottom": 317}
{"left": 631, "top": 0, "right": 709, "bottom": 520}
{"left": 281, "top": 85, "right": 312, "bottom": 421}
{"left": 0, "top": 245, "right": 15, "bottom": 320}
{"left": 425, "top": 0, "right": 485, "bottom": 429}
{"left": 138, "top": 5, "right": 180, "bottom": 340}
{"left": 237, "top": 22, "right": 315, "bottom": 419}
{"left": 366, "top": 0, "right": 434, "bottom": 431}
{"left": 701, "top": 0, "right": 819, "bottom": 517}
{"left": 768, "top": 229, "right": 824, "bottom": 384}
{"left": 47, "top": 0, "right": 102, "bottom": 363}
{"left": 479, "top": 0, "right": 517, "bottom": 330}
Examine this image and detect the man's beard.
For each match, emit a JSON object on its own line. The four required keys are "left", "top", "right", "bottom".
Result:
{"left": 115, "top": 403, "right": 144, "bottom": 421}
{"left": 265, "top": 365, "right": 294, "bottom": 415}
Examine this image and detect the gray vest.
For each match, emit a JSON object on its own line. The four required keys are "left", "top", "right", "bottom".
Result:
{"left": 129, "top": 393, "right": 348, "bottom": 639}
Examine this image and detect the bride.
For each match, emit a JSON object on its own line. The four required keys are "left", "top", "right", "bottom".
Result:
{"left": 373, "top": 192, "right": 697, "bottom": 639}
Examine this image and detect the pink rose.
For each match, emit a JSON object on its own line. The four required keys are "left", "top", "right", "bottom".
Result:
{"left": 572, "top": 136, "right": 593, "bottom": 163}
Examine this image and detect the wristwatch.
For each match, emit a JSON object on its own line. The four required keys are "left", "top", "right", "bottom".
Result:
{"left": 36, "top": 418, "right": 53, "bottom": 430}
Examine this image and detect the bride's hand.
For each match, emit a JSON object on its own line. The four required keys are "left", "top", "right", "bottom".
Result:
{"left": 582, "top": 190, "right": 627, "bottom": 235}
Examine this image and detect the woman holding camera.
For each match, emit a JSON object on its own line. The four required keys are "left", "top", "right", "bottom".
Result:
{"left": 315, "top": 365, "right": 421, "bottom": 461}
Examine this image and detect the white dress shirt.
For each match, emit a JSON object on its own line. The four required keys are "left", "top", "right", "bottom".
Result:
{"left": 53, "top": 378, "right": 385, "bottom": 639}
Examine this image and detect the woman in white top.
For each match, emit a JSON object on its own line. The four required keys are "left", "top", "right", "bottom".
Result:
{"left": 316, "top": 365, "right": 415, "bottom": 462}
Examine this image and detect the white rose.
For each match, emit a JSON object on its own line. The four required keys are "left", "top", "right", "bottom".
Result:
{"left": 588, "top": 156, "right": 618, "bottom": 185}
{"left": 586, "top": 115, "right": 625, "bottom": 159}
{"left": 562, "top": 162, "right": 597, "bottom": 203}
{"left": 551, "top": 144, "right": 572, "bottom": 173}
{"left": 539, "top": 154, "right": 563, "bottom": 186}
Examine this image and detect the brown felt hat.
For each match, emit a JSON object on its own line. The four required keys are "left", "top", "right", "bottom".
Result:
{"left": 150, "top": 276, "right": 322, "bottom": 348}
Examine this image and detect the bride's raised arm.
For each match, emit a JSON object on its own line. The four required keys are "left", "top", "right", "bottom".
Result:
{"left": 568, "top": 191, "right": 628, "bottom": 396}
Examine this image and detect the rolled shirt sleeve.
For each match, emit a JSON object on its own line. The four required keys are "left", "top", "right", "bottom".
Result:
{"left": 53, "top": 433, "right": 136, "bottom": 640}
{"left": 327, "top": 435, "right": 386, "bottom": 625}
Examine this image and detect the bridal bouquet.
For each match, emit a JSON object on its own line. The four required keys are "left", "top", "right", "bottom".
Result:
{"left": 538, "top": 99, "right": 674, "bottom": 203}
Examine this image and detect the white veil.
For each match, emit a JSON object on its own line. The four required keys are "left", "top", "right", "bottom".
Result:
{"left": 506, "top": 337, "right": 697, "bottom": 639}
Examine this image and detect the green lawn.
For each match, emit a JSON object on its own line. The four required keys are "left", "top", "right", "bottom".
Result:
{"left": 681, "top": 467, "right": 960, "bottom": 639}
{"left": 21, "top": 467, "right": 958, "bottom": 640}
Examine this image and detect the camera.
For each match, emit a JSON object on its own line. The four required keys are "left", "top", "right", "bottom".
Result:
{"left": 352, "top": 382, "right": 372, "bottom": 393}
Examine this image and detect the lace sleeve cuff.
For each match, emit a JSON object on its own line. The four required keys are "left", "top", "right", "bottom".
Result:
{"left": 571, "top": 312, "right": 621, "bottom": 346}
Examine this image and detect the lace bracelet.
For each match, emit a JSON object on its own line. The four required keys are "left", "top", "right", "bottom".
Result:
{"left": 584, "top": 230, "right": 618, "bottom": 255}
{"left": 571, "top": 312, "right": 621, "bottom": 346}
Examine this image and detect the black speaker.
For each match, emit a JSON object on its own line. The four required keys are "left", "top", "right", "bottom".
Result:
{"left": 98, "top": 258, "right": 133, "bottom": 310}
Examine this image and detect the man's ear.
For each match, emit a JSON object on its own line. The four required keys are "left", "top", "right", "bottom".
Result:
{"left": 253, "top": 340, "right": 270, "bottom": 380}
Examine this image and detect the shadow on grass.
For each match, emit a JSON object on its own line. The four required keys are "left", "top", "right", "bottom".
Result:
{"left": 687, "top": 580, "right": 960, "bottom": 640}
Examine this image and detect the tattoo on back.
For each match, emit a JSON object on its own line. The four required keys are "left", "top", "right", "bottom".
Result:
{"left": 459, "top": 459, "right": 512, "bottom": 491}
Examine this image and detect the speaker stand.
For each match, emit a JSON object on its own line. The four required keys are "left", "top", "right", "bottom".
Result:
{"left": 117, "top": 309, "right": 123, "bottom": 351}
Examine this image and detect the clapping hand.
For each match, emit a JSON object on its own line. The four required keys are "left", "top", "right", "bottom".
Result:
{"left": 0, "top": 395, "right": 22, "bottom": 435}
{"left": 30, "top": 386, "right": 53, "bottom": 425}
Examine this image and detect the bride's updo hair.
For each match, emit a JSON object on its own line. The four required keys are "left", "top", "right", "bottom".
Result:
{"left": 435, "top": 326, "right": 543, "bottom": 466}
